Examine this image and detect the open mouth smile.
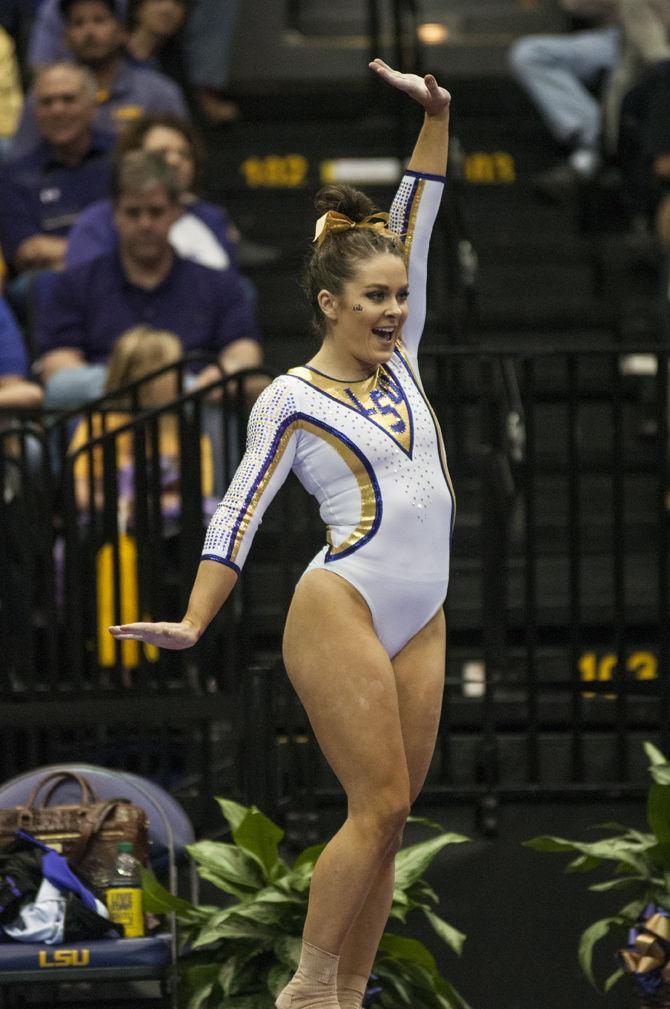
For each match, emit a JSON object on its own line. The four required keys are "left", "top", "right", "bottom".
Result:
{"left": 372, "top": 327, "right": 396, "bottom": 343}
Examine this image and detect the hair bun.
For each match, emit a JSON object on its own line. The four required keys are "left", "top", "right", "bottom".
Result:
{"left": 314, "top": 184, "right": 378, "bottom": 224}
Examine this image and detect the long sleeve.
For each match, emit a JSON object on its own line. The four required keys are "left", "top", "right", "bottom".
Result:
{"left": 389, "top": 170, "right": 445, "bottom": 363}
{"left": 201, "top": 377, "right": 301, "bottom": 572}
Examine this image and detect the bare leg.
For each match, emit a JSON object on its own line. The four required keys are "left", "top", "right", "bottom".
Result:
{"left": 337, "top": 608, "right": 447, "bottom": 1005}
{"left": 277, "top": 570, "right": 414, "bottom": 1007}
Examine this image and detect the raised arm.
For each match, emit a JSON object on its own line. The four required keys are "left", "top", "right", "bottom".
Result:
{"left": 369, "top": 60, "right": 450, "bottom": 358}
{"left": 369, "top": 59, "right": 450, "bottom": 175}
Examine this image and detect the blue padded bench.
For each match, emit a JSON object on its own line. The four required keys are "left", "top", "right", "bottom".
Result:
{"left": 0, "top": 934, "right": 171, "bottom": 984}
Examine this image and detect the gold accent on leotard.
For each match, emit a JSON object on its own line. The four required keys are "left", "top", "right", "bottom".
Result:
{"left": 288, "top": 364, "right": 412, "bottom": 454}
{"left": 229, "top": 416, "right": 379, "bottom": 564}
{"left": 403, "top": 178, "right": 425, "bottom": 262}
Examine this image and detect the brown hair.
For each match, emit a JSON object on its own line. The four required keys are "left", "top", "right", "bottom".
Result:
{"left": 104, "top": 326, "right": 182, "bottom": 406}
{"left": 302, "top": 184, "right": 405, "bottom": 339}
{"left": 114, "top": 113, "right": 205, "bottom": 193}
{"left": 111, "top": 149, "right": 181, "bottom": 204}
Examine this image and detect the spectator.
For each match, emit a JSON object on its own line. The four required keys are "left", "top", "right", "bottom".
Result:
{"left": 183, "top": 0, "right": 240, "bottom": 122}
{"left": 607, "top": 1, "right": 670, "bottom": 237}
{"left": 509, "top": 0, "right": 620, "bottom": 202}
{"left": 68, "top": 325, "right": 215, "bottom": 516}
{"left": 0, "top": 63, "right": 114, "bottom": 277}
{"left": 28, "top": 0, "right": 241, "bottom": 122}
{"left": 125, "top": 0, "right": 190, "bottom": 93}
{"left": 36, "top": 151, "right": 262, "bottom": 408}
{"left": 0, "top": 25, "right": 22, "bottom": 159}
{"left": 66, "top": 113, "right": 239, "bottom": 270}
{"left": 0, "top": 296, "right": 43, "bottom": 409}
{"left": 605, "top": 0, "right": 670, "bottom": 152}
{"left": 12, "top": 0, "right": 189, "bottom": 158}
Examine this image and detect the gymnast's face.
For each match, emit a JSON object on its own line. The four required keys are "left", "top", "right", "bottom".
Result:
{"left": 318, "top": 253, "right": 409, "bottom": 376}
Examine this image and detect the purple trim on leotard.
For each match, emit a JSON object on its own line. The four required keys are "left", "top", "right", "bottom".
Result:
{"left": 201, "top": 555, "right": 241, "bottom": 574}
{"left": 288, "top": 366, "right": 415, "bottom": 459}
{"left": 404, "top": 169, "right": 448, "bottom": 183}
{"left": 222, "top": 411, "right": 383, "bottom": 566}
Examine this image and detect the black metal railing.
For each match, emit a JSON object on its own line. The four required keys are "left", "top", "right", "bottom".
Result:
{"left": 1, "top": 344, "right": 669, "bottom": 831}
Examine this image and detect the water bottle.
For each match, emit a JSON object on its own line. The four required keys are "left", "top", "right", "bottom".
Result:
{"left": 105, "top": 841, "right": 144, "bottom": 937}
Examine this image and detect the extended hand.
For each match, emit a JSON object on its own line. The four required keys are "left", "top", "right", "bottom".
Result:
{"left": 108, "top": 620, "right": 199, "bottom": 650}
{"left": 369, "top": 58, "right": 450, "bottom": 116}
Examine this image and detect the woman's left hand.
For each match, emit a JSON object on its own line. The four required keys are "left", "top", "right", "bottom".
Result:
{"left": 369, "top": 58, "right": 450, "bottom": 116}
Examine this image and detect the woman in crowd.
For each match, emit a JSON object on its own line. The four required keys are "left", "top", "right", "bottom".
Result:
{"left": 111, "top": 59, "right": 453, "bottom": 1009}
{"left": 65, "top": 113, "right": 240, "bottom": 271}
{"left": 68, "top": 324, "right": 214, "bottom": 516}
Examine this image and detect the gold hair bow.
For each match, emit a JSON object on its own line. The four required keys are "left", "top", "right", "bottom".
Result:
{"left": 313, "top": 210, "right": 392, "bottom": 247}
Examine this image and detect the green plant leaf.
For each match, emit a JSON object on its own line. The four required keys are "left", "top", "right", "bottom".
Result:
{"left": 187, "top": 840, "right": 265, "bottom": 897}
{"left": 232, "top": 808, "right": 287, "bottom": 882}
{"left": 272, "top": 935, "right": 302, "bottom": 969}
{"left": 524, "top": 834, "right": 654, "bottom": 873}
{"left": 648, "top": 784, "right": 670, "bottom": 846}
{"left": 378, "top": 933, "right": 439, "bottom": 974}
{"left": 275, "top": 866, "right": 312, "bottom": 896}
{"left": 566, "top": 854, "right": 603, "bottom": 873}
{"left": 604, "top": 968, "right": 625, "bottom": 992}
{"left": 407, "top": 815, "right": 456, "bottom": 833}
{"left": 253, "top": 886, "right": 305, "bottom": 906}
{"left": 619, "top": 897, "right": 649, "bottom": 921}
{"left": 588, "top": 876, "right": 646, "bottom": 892}
{"left": 219, "top": 949, "right": 266, "bottom": 997}
{"left": 649, "top": 843, "right": 670, "bottom": 875}
{"left": 578, "top": 917, "right": 625, "bottom": 988}
{"left": 266, "top": 962, "right": 293, "bottom": 998}
{"left": 408, "top": 879, "right": 440, "bottom": 905}
{"left": 391, "top": 888, "right": 410, "bottom": 910}
{"left": 292, "top": 843, "right": 326, "bottom": 869}
{"left": 437, "top": 974, "right": 474, "bottom": 1009}
{"left": 645, "top": 743, "right": 670, "bottom": 784}
{"left": 180, "top": 963, "right": 221, "bottom": 1009}
{"left": 422, "top": 908, "right": 466, "bottom": 955}
{"left": 192, "top": 912, "right": 277, "bottom": 948}
{"left": 373, "top": 967, "right": 414, "bottom": 1006}
{"left": 219, "top": 997, "right": 274, "bottom": 1009}
{"left": 228, "top": 900, "right": 302, "bottom": 930}
{"left": 217, "top": 798, "right": 252, "bottom": 834}
{"left": 374, "top": 955, "right": 471, "bottom": 1009}
{"left": 140, "top": 868, "right": 210, "bottom": 920}
{"left": 394, "top": 834, "right": 469, "bottom": 890}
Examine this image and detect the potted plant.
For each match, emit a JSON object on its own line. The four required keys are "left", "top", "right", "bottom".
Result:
{"left": 524, "top": 742, "right": 670, "bottom": 1005}
{"left": 142, "top": 798, "right": 472, "bottom": 1009}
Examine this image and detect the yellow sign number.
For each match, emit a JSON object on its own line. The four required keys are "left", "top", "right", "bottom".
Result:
{"left": 579, "top": 650, "right": 658, "bottom": 697}
{"left": 464, "top": 152, "right": 516, "bottom": 185}
{"left": 240, "top": 154, "right": 309, "bottom": 188}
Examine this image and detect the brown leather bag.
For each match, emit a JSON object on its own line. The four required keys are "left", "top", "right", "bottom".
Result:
{"left": 0, "top": 771, "right": 149, "bottom": 885}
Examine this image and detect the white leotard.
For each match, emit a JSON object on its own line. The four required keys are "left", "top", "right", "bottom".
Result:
{"left": 202, "top": 170, "right": 455, "bottom": 657}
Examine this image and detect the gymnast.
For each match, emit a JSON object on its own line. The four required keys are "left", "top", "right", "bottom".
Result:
{"left": 111, "top": 57, "right": 454, "bottom": 1009}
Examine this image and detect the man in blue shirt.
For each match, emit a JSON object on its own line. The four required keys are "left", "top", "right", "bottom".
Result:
{"left": 0, "top": 297, "right": 43, "bottom": 409}
{"left": 0, "top": 63, "right": 114, "bottom": 274}
{"left": 36, "top": 151, "right": 262, "bottom": 407}
{"left": 12, "top": 0, "right": 189, "bottom": 158}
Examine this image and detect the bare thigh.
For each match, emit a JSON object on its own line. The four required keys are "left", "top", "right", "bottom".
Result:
{"left": 283, "top": 569, "right": 410, "bottom": 812}
{"left": 392, "top": 606, "right": 446, "bottom": 801}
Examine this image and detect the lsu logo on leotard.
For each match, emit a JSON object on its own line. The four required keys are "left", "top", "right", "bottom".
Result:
{"left": 288, "top": 364, "right": 413, "bottom": 456}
